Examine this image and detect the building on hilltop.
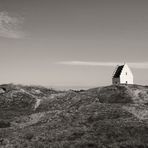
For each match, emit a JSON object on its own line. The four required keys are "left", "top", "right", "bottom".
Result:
{"left": 112, "top": 63, "right": 133, "bottom": 85}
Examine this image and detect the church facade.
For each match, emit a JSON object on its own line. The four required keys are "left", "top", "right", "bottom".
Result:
{"left": 112, "top": 64, "right": 133, "bottom": 85}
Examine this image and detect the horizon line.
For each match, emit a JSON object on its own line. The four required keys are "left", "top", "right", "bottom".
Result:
{"left": 57, "top": 61, "right": 148, "bottom": 69}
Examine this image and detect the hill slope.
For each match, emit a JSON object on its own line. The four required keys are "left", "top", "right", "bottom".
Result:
{"left": 0, "top": 84, "right": 148, "bottom": 147}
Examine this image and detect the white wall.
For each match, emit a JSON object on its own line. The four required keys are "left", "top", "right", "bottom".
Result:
{"left": 120, "top": 64, "right": 133, "bottom": 84}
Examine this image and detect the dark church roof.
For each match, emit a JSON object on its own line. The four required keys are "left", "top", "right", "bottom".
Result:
{"left": 113, "top": 65, "right": 124, "bottom": 78}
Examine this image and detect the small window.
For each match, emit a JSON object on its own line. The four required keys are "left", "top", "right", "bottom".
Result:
{"left": 126, "top": 72, "right": 127, "bottom": 75}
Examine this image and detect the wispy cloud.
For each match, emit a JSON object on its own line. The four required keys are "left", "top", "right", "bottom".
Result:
{"left": 58, "top": 61, "right": 148, "bottom": 69}
{"left": 0, "top": 11, "right": 25, "bottom": 39}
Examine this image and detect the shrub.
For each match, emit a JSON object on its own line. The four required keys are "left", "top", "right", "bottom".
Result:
{"left": 24, "top": 132, "right": 34, "bottom": 140}
{"left": 0, "top": 120, "right": 10, "bottom": 128}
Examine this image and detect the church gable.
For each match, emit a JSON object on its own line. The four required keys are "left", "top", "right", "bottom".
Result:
{"left": 112, "top": 64, "right": 133, "bottom": 85}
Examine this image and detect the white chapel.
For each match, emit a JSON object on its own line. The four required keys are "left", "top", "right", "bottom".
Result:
{"left": 112, "top": 63, "right": 134, "bottom": 85}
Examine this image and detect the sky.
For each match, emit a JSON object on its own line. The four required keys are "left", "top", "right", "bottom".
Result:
{"left": 0, "top": 0, "right": 148, "bottom": 89}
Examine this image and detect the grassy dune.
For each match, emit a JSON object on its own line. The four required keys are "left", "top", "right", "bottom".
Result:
{"left": 0, "top": 84, "right": 148, "bottom": 147}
